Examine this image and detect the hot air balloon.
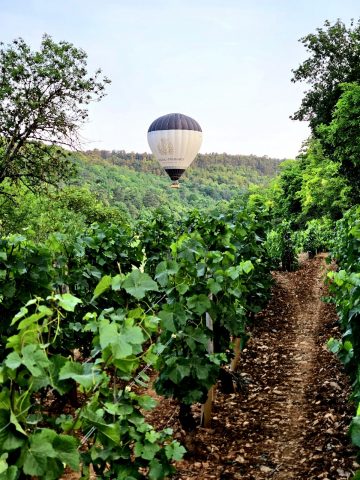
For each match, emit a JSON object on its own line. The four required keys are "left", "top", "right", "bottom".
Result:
{"left": 147, "top": 113, "right": 202, "bottom": 188}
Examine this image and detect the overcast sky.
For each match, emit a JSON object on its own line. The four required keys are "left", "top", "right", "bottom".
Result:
{"left": 1, "top": 0, "right": 359, "bottom": 159}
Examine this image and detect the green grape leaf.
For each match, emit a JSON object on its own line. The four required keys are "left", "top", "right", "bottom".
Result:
{"left": 30, "top": 429, "right": 57, "bottom": 456}
{"left": 148, "top": 459, "right": 167, "bottom": 480}
{"left": 0, "top": 453, "right": 8, "bottom": 474}
{"left": 350, "top": 416, "right": 360, "bottom": 447}
{"left": 21, "top": 344, "right": 51, "bottom": 377}
{"left": 2, "top": 431, "right": 25, "bottom": 451}
{"left": 141, "top": 442, "right": 160, "bottom": 460}
{"left": 240, "top": 260, "right": 254, "bottom": 274}
{"left": 99, "top": 320, "right": 118, "bottom": 349}
{"left": 4, "top": 352, "right": 21, "bottom": 370}
{"left": 111, "top": 274, "right": 124, "bottom": 291}
{"left": 145, "top": 430, "right": 161, "bottom": 443}
{"left": 104, "top": 402, "right": 133, "bottom": 416}
{"left": 187, "top": 294, "right": 211, "bottom": 315}
{"left": 165, "top": 441, "right": 186, "bottom": 461}
{"left": 81, "top": 409, "right": 120, "bottom": 443}
{"left": 54, "top": 293, "right": 82, "bottom": 312}
{"left": 122, "top": 270, "right": 159, "bottom": 299}
{"left": 92, "top": 275, "right": 112, "bottom": 301}
{"left": 23, "top": 451, "right": 47, "bottom": 476}
{"left": 10, "top": 307, "right": 28, "bottom": 326}
{"left": 137, "top": 395, "right": 157, "bottom": 410}
{"left": 158, "top": 311, "right": 176, "bottom": 332}
{"left": 59, "top": 362, "right": 99, "bottom": 389}
{"left": 155, "top": 260, "right": 179, "bottom": 287}
{"left": 226, "top": 266, "right": 240, "bottom": 280}
{"left": 111, "top": 336, "right": 133, "bottom": 359}
{"left": 207, "top": 278, "right": 222, "bottom": 294}
{"left": 23, "top": 429, "right": 58, "bottom": 476}
{"left": 53, "top": 434, "right": 79, "bottom": 470}
{"left": 123, "top": 326, "right": 144, "bottom": 345}
{"left": 195, "top": 364, "right": 212, "bottom": 380}
{"left": 168, "top": 363, "right": 190, "bottom": 384}
{"left": 0, "top": 465, "right": 18, "bottom": 480}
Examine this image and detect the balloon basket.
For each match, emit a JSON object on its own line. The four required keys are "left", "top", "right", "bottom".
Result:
{"left": 170, "top": 181, "right": 180, "bottom": 189}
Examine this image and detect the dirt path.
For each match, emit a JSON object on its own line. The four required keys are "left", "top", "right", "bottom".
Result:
{"left": 257, "top": 255, "right": 329, "bottom": 478}
{"left": 170, "top": 255, "right": 357, "bottom": 479}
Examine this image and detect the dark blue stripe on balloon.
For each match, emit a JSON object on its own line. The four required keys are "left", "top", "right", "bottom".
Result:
{"left": 148, "top": 113, "right": 202, "bottom": 132}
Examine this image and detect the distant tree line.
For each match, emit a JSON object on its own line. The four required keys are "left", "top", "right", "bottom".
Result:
{"left": 85, "top": 149, "right": 283, "bottom": 178}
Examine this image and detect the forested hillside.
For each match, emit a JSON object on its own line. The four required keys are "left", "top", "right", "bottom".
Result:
{"left": 0, "top": 149, "right": 282, "bottom": 240}
{"left": 78, "top": 150, "right": 282, "bottom": 215}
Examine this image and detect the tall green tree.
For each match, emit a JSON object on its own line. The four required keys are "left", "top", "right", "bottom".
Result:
{"left": 318, "top": 82, "right": 360, "bottom": 202}
{"left": 269, "top": 139, "right": 351, "bottom": 227}
{"left": 294, "top": 139, "right": 351, "bottom": 221}
{"left": 0, "top": 34, "right": 110, "bottom": 196}
{"left": 291, "top": 18, "right": 360, "bottom": 132}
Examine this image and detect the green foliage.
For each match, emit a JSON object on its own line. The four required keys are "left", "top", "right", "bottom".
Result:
{"left": 318, "top": 82, "right": 360, "bottom": 202}
{"left": 143, "top": 204, "right": 273, "bottom": 404}
{"left": 0, "top": 222, "right": 143, "bottom": 355}
{"left": 6, "top": 16, "right": 360, "bottom": 475}
{"left": 0, "top": 197, "right": 275, "bottom": 476}
{"left": 0, "top": 148, "right": 282, "bottom": 240}
{"left": 275, "top": 159, "right": 304, "bottom": 219}
{"left": 269, "top": 139, "right": 351, "bottom": 229}
{"left": 286, "top": 217, "right": 336, "bottom": 259}
{"left": 264, "top": 229, "right": 283, "bottom": 266}
{"left": 291, "top": 18, "right": 360, "bottom": 132}
{"left": 0, "top": 284, "right": 183, "bottom": 479}
{"left": 53, "top": 185, "right": 128, "bottom": 225}
{"left": 137, "top": 208, "right": 182, "bottom": 277}
{"left": 330, "top": 206, "right": 360, "bottom": 272}
{"left": 0, "top": 183, "right": 129, "bottom": 242}
{"left": 325, "top": 208, "right": 360, "bottom": 364}
{"left": 302, "top": 218, "right": 335, "bottom": 256}
{"left": 79, "top": 149, "right": 282, "bottom": 218}
{"left": 296, "top": 141, "right": 351, "bottom": 222}
{"left": 326, "top": 206, "right": 360, "bottom": 453}
{"left": 0, "top": 235, "right": 55, "bottom": 344}
{"left": 0, "top": 35, "right": 110, "bottom": 196}
{"left": 265, "top": 221, "right": 298, "bottom": 271}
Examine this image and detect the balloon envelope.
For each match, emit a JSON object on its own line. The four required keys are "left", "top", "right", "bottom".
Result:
{"left": 147, "top": 113, "right": 202, "bottom": 181}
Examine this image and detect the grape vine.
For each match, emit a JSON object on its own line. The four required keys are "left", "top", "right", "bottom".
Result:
{"left": 0, "top": 201, "right": 274, "bottom": 479}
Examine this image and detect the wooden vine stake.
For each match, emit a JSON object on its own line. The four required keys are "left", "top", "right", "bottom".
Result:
{"left": 201, "top": 310, "right": 214, "bottom": 428}
{"left": 230, "top": 337, "right": 241, "bottom": 372}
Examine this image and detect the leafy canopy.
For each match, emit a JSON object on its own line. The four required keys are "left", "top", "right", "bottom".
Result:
{"left": 291, "top": 18, "right": 360, "bottom": 132}
{"left": 0, "top": 34, "right": 110, "bottom": 196}
{"left": 318, "top": 82, "right": 360, "bottom": 202}
{"left": 271, "top": 139, "right": 351, "bottom": 227}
